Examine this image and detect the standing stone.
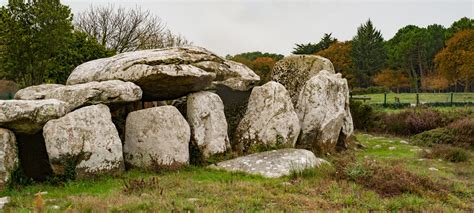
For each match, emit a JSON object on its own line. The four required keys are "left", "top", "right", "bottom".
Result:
{"left": 235, "top": 81, "right": 301, "bottom": 153}
{"left": 187, "top": 91, "right": 230, "bottom": 159}
{"left": 43, "top": 104, "right": 124, "bottom": 178}
{"left": 0, "top": 128, "right": 18, "bottom": 188}
{"left": 295, "top": 70, "right": 354, "bottom": 154}
{"left": 124, "top": 106, "right": 190, "bottom": 169}
{"left": 0, "top": 99, "right": 71, "bottom": 134}
{"left": 67, "top": 46, "right": 259, "bottom": 101}
{"left": 15, "top": 80, "right": 142, "bottom": 110}
{"left": 271, "top": 55, "right": 335, "bottom": 105}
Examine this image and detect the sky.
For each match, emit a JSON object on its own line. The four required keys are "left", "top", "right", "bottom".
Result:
{"left": 0, "top": 0, "right": 472, "bottom": 56}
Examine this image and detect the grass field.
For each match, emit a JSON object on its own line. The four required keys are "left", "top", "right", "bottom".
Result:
{"left": 353, "top": 93, "right": 474, "bottom": 104}
{"left": 1, "top": 133, "right": 472, "bottom": 211}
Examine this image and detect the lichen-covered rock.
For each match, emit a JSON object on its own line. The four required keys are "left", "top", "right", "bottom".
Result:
{"left": 67, "top": 46, "right": 259, "bottom": 101}
{"left": 43, "top": 104, "right": 124, "bottom": 178}
{"left": 235, "top": 81, "right": 300, "bottom": 153}
{"left": 271, "top": 55, "right": 334, "bottom": 105}
{"left": 124, "top": 106, "right": 190, "bottom": 169}
{"left": 0, "top": 99, "right": 71, "bottom": 134}
{"left": 0, "top": 128, "right": 18, "bottom": 188}
{"left": 295, "top": 70, "right": 354, "bottom": 154}
{"left": 211, "top": 148, "right": 328, "bottom": 178}
{"left": 187, "top": 91, "right": 230, "bottom": 158}
{"left": 15, "top": 80, "right": 142, "bottom": 110}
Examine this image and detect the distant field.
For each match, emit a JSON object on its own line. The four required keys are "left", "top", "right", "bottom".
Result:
{"left": 353, "top": 93, "right": 474, "bottom": 104}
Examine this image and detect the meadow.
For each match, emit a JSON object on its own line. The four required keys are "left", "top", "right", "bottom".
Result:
{"left": 1, "top": 133, "right": 472, "bottom": 211}
{"left": 352, "top": 92, "right": 474, "bottom": 105}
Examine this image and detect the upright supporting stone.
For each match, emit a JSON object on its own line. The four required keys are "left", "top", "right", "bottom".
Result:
{"left": 0, "top": 128, "right": 18, "bottom": 188}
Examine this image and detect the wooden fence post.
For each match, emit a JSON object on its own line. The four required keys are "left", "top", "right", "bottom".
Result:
{"left": 384, "top": 92, "right": 387, "bottom": 107}
{"left": 416, "top": 93, "right": 419, "bottom": 106}
{"left": 450, "top": 92, "right": 454, "bottom": 106}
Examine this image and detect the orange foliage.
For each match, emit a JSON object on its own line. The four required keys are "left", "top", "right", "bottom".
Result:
{"left": 434, "top": 29, "right": 474, "bottom": 91}
{"left": 421, "top": 74, "right": 450, "bottom": 91}
{"left": 373, "top": 69, "right": 410, "bottom": 92}
{"left": 315, "top": 41, "right": 355, "bottom": 87}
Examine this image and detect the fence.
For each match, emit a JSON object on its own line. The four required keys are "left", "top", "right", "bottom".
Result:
{"left": 350, "top": 92, "right": 474, "bottom": 108}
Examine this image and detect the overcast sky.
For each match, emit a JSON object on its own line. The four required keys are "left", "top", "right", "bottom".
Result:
{"left": 1, "top": 0, "right": 472, "bottom": 56}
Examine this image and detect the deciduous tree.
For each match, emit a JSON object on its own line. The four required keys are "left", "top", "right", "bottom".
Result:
{"left": 315, "top": 41, "right": 355, "bottom": 87}
{"left": 373, "top": 69, "right": 410, "bottom": 93}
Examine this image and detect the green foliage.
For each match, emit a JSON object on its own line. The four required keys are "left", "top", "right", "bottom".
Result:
{"left": 7, "top": 165, "right": 33, "bottom": 190}
{"left": 0, "top": 1, "right": 112, "bottom": 87}
{"left": 420, "top": 145, "right": 470, "bottom": 163}
{"left": 412, "top": 117, "right": 474, "bottom": 148}
{"left": 349, "top": 100, "right": 378, "bottom": 131}
{"left": 351, "top": 86, "right": 390, "bottom": 95}
{"left": 292, "top": 33, "right": 337, "bottom": 54}
{"left": 351, "top": 20, "right": 386, "bottom": 87}
{"left": 226, "top": 51, "right": 284, "bottom": 61}
{"left": 445, "top": 17, "right": 474, "bottom": 39}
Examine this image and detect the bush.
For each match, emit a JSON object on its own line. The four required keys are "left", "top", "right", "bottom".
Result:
{"left": 376, "top": 108, "right": 447, "bottom": 135}
{"left": 349, "top": 100, "right": 379, "bottom": 131}
{"left": 331, "top": 155, "right": 447, "bottom": 197}
{"left": 412, "top": 118, "right": 474, "bottom": 148}
{"left": 351, "top": 86, "right": 390, "bottom": 95}
{"left": 420, "top": 145, "right": 470, "bottom": 162}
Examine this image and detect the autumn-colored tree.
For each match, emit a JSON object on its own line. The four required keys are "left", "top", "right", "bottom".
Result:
{"left": 252, "top": 57, "right": 276, "bottom": 85}
{"left": 315, "top": 41, "right": 356, "bottom": 87}
{"left": 373, "top": 69, "right": 410, "bottom": 93}
{"left": 421, "top": 74, "right": 449, "bottom": 92}
{"left": 434, "top": 29, "right": 474, "bottom": 92}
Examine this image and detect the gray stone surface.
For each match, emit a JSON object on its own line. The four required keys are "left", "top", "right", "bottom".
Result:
{"left": 15, "top": 80, "right": 142, "bottom": 110}
{"left": 211, "top": 148, "right": 328, "bottom": 178}
{"left": 271, "top": 55, "right": 335, "bottom": 105}
{"left": 124, "top": 106, "right": 190, "bottom": 169}
{"left": 235, "top": 81, "right": 300, "bottom": 153}
{"left": 0, "top": 99, "right": 71, "bottom": 134}
{"left": 187, "top": 91, "right": 230, "bottom": 158}
{"left": 67, "top": 46, "right": 259, "bottom": 100}
{"left": 0, "top": 128, "right": 18, "bottom": 188}
{"left": 295, "top": 70, "right": 354, "bottom": 153}
{"left": 43, "top": 104, "right": 124, "bottom": 178}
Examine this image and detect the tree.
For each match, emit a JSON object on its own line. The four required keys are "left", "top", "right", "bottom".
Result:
{"left": 421, "top": 74, "right": 449, "bottom": 92}
{"left": 351, "top": 20, "right": 386, "bottom": 87}
{"left": 434, "top": 30, "right": 474, "bottom": 92}
{"left": 226, "top": 51, "right": 283, "bottom": 62}
{"left": 0, "top": 0, "right": 74, "bottom": 86}
{"left": 252, "top": 57, "right": 276, "bottom": 85}
{"left": 315, "top": 41, "right": 356, "bottom": 87}
{"left": 445, "top": 17, "right": 474, "bottom": 39}
{"left": 76, "top": 5, "right": 191, "bottom": 53}
{"left": 292, "top": 33, "right": 337, "bottom": 54}
{"left": 373, "top": 69, "right": 410, "bottom": 93}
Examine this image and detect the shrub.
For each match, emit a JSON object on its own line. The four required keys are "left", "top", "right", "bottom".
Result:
{"left": 122, "top": 177, "right": 162, "bottom": 195}
{"left": 349, "top": 100, "right": 379, "bottom": 131}
{"left": 420, "top": 145, "right": 470, "bottom": 162}
{"left": 412, "top": 118, "right": 474, "bottom": 148}
{"left": 377, "top": 108, "right": 447, "bottom": 135}
{"left": 332, "top": 156, "right": 448, "bottom": 197}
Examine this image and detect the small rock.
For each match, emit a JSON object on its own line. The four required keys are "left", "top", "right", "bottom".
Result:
{"left": 0, "top": 196, "right": 9, "bottom": 209}
{"left": 437, "top": 159, "right": 443, "bottom": 162}
{"left": 373, "top": 145, "right": 382, "bottom": 149}
{"left": 429, "top": 167, "right": 438, "bottom": 171}
{"left": 387, "top": 140, "right": 393, "bottom": 143}
{"left": 400, "top": 140, "right": 409, "bottom": 144}
{"left": 388, "top": 146, "right": 396, "bottom": 150}
{"left": 417, "top": 158, "right": 425, "bottom": 161}
{"left": 50, "top": 205, "right": 60, "bottom": 210}
{"left": 188, "top": 198, "right": 199, "bottom": 202}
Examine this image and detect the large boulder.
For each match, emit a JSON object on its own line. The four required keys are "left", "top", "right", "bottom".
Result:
{"left": 0, "top": 99, "right": 71, "bottom": 134}
{"left": 67, "top": 46, "right": 259, "bottom": 101}
{"left": 211, "top": 148, "right": 328, "bottom": 178}
{"left": 43, "top": 104, "right": 124, "bottom": 178}
{"left": 124, "top": 106, "right": 190, "bottom": 169}
{"left": 0, "top": 128, "right": 18, "bottom": 188}
{"left": 187, "top": 91, "right": 230, "bottom": 159}
{"left": 235, "top": 81, "right": 301, "bottom": 153}
{"left": 15, "top": 80, "right": 142, "bottom": 110}
{"left": 295, "top": 70, "right": 354, "bottom": 154}
{"left": 271, "top": 55, "right": 334, "bottom": 105}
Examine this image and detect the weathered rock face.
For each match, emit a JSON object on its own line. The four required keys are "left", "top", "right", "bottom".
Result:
{"left": 0, "top": 99, "right": 71, "bottom": 134}
{"left": 43, "top": 104, "right": 124, "bottom": 178}
{"left": 187, "top": 91, "right": 230, "bottom": 159}
{"left": 15, "top": 80, "right": 142, "bottom": 110}
{"left": 211, "top": 148, "right": 328, "bottom": 178}
{"left": 235, "top": 81, "right": 301, "bottom": 153}
{"left": 67, "top": 46, "right": 259, "bottom": 101}
{"left": 271, "top": 55, "right": 335, "bottom": 105}
{"left": 124, "top": 106, "right": 190, "bottom": 169}
{"left": 295, "top": 70, "right": 354, "bottom": 154}
{"left": 0, "top": 128, "right": 18, "bottom": 188}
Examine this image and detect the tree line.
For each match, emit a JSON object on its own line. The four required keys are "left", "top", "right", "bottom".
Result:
{"left": 228, "top": 18, "right": 473, "bottom": 92}
{"left": 0, "top": 0, "right": 190, "bottom": 87}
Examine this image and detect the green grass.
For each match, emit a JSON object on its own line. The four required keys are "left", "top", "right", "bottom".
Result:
{"left": 2, "top": 133, "right": 473, "bottom": 211}
{"left": 353, "top": 92, "right": 474, "bottom": 104}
